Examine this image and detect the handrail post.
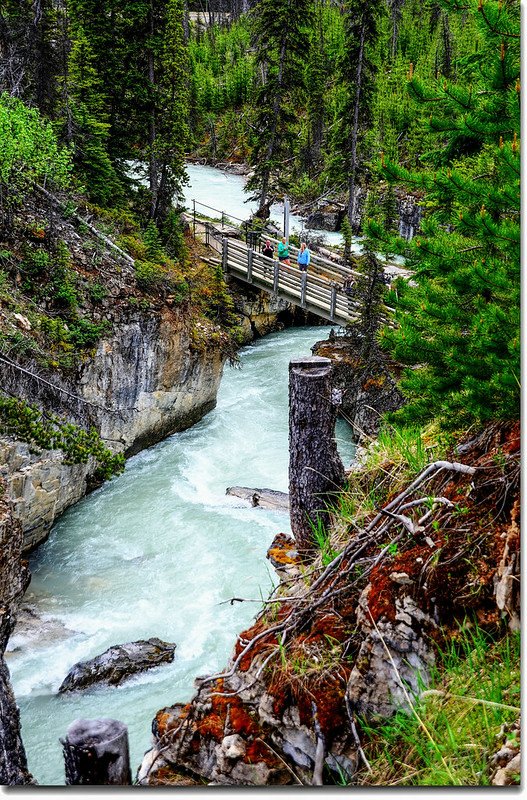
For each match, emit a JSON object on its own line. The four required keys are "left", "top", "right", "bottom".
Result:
{"left": 300, "top": 271, "right": 307, "bottom": 308}
{"left": 205, "top": 222, "right": 210, "bottom": 247}
{"left": 273, "top": 260, "right": 280, "bottom": 294}
{"left": 222, "top": 237, "right": 228, "bottom": 273}
{"left": 193, "top": 199, "right": 196, "bottom": 238}
{"left": 330, "top": 284, "right": 337, "bottom": 321}
{"left": 247, "top": 248, "right": 253, "bottom": 281}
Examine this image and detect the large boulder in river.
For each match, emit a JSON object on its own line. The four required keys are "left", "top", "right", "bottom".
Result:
{"left": 58, "top": 638, "right": 176, "bottom": 694}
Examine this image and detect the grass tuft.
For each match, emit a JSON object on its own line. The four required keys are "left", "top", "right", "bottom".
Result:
{"left": 358, "top": 623, "right": 520, "bottom": 786}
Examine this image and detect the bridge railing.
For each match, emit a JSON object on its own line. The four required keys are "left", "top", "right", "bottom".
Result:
{"left": 222, "top": 237, "right": 360, "bottom": 325}
{"left": 187, "top": 199, "right": 394, "bottom": 326}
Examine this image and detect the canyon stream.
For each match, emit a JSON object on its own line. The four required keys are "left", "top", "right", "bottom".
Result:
{"left": 7, "top": 326, "right": 355, "bottom": 786}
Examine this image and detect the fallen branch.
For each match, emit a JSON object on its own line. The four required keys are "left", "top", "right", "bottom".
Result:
{"left": 345, "top": 696, "right": 371, "bottom": 774}
{"left": 311, "top": 703, "right": 326, "bottom": 786}
{"left": 35, "top": 184, "right": 135, "bottom": 266}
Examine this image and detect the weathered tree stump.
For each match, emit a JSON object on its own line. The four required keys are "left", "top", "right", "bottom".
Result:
{"left": 62, "top": 718, "right": 132, "bottom": 785}
{"left": 289, "top": 356, "right": 345, "bottom": 558}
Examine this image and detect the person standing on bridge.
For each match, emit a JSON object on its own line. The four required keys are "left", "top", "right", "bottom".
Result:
{"left": 297, "top": 242, "right": 310, "bottom": 272}
{"left": 278, "top": 237, "right": 291, "bottom": 265}
{"left": 262, "top": 239, "right": 274, "bottom": 259}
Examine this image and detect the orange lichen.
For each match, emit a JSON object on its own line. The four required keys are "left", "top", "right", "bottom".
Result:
{"left": 362, "top": 375, "right": 386, "bottom": 391}
{"left": 267, "top": 533, "right": 300, "bottom": 566}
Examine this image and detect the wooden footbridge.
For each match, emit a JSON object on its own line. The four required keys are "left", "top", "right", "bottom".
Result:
{"left": 186, "top": 201, "right": 365, "bottom": 327}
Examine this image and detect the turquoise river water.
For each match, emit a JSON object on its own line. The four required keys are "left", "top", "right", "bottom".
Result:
{"left": 7, "top": 326, "right": 355, "bottom": 786}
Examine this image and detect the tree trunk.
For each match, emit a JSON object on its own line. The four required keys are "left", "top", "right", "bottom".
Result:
{"left": 148, "top": 0, "right": 158, "bottom": 220}
{"left": 288, "top": 356, "right": 345, "bottom": 558}
{"left": 345, "top": 19, "right": 366, "bottom": 256}
{"left": 62, "top": 719, "right": 132, "bottom": 785}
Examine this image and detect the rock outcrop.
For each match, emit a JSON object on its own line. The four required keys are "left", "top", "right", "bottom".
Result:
{"left": 0, "top": 482, "right": 34, "bottom": 785}
{"left": 0, "top": 307, "right": 225, "bottom": 551}
{"left": 227, "top": 279, "right": 293, "bottom": 341}
{"left": 302, "top": 188, "right": 421, "bottom": 240}
{"left": 312, "top": 333, "right": 403, "bottom": 445}
{"left": 490, "top": 718, "right": 521, "bottom": 786}
{"left": 0, "top": 440, "right": 94, "bottom": 552}
{"left": 58, "top": 638, "right": 177, "bottom": 693}
{"left": 138, "top": 422, "right": 519, "bottom": 787}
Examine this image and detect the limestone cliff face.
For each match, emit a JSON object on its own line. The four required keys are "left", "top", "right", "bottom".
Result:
{"left": 78, "top": 308, "right": 225, "bottom": 455}
{"left": 0, "top": 441, "right": 91, "bottom": 552}
{"left": 0, "top": 306, "right": 226, "bottom": 550}
{"left": 0, "top": 483, "right": 34, "bottom": 785}
{"left": 228, "top": 278, "right": 293, "bottom": 342}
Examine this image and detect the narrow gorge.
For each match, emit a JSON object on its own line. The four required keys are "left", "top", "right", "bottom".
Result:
{"left": 0, "top": 0, "right": 521, "bottom": 781}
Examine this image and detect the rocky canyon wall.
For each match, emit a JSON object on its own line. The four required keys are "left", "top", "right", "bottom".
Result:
{"left": 0, "top": 306, "right": 226, "bottom": 551}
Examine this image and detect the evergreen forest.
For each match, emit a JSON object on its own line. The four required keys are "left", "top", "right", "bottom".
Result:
{"left": 0, "top": 0, "right": 521, "bottom": 788}
{"left": 0, "top": 0, "right": 520, "bottom": 428}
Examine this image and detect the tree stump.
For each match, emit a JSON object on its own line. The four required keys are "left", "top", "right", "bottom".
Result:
{"left": 289, "top": 356, "right": 345, "bottom": 558}
{"left": 62, "top": 718, "right": 132, "bottom": 785}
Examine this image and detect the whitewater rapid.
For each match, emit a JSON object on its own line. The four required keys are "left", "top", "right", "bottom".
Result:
{"left": 7, "top": 326, "right": 355, "bottom": 785}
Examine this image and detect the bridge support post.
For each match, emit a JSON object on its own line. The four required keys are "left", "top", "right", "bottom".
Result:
{"left": 330, "top": 284, "right": 337, "bottom": 321}
{"left": 222, "top": 238, "right": 228, "bottom": 273}
{"left": 247, "top": 248, "right": 253, "bottom": 282}
{"left": 288, "top": 356, "right": 345, "bottom": 559}
{"left": 273, "top": 261, "right": 280, "bottom": 294}
{"left": 300, "top": 272, "right": 307, "bottom": 308}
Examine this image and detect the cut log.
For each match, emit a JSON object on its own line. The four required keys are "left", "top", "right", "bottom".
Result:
{"left": 288, "top": 356, "right": 345, "bottom": 558}
{"left": 226, "top": 486, "right": 289, "bottom": 511}
{"left": 62, "top": 718, "right": 131, "bottom": 785}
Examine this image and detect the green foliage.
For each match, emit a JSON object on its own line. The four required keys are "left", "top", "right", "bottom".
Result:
{"left": 0, "top": 395, "right": 124, "bottom": 480}
{"left": 143, "top": 221, "right": 164, "bottom": 261}
{"left": 87, "top": 282, "right": 107, "bottom": 303}
{"left": 151, "top": 0, "right": 191, "bottom": 219}
{"left": 134, "top": 259, "right": 188, "bottom": 300}
{"left": 64, "top": 24, "right": 124, "bottom": 206}
{"left": 311, "top": 517, "right": 339, "bottom": 567}
{"left": 334, "top": 422, "right": 447, "bottom": 532}
{"left": 50, "top": 241, "right": 78, "bottom": 310}
{"left": 0, "top": 94, "right": 71, "bottom": 224}
{"left": 245, "top": 0, "right": 314, "bottom": 208}
{"left": 370, "top": 0, "right": 520, "bottom": 429}
{"left": 159, "top": 210, "right": 187, "bottom": 261}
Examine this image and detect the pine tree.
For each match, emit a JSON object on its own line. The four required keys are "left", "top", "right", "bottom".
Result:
{"left": 65, "top": 23, "right": 122, "bottom": 205}
{"left": 305, "top": 2, "right": 327, "bottom": 171}
{"left": 151, "top": 0, "right": 190, "bottom": 221}
{"left": 246, "top": 0, "right": 314, "bottom": 215}
{"left": 338, "top": 0, "right": 384, "bottom": 254}
{"left": 369, "top": 0, "right": 520, "bottom": 428}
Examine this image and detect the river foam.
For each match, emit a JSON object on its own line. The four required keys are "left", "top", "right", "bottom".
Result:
{"left": 8, "top": 326, "right": 355, "bottom": 785}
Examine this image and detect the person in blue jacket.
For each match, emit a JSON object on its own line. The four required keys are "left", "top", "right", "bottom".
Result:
{"left": 297, "top": 242, "right": 310, "bottom": 272}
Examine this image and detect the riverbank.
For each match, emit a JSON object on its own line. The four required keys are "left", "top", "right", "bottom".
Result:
{"left": 7, "top": 326, "right": 356, "bottom": 785}
{"left": 139, "top": 421, "right": 520, "bottom": 787}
